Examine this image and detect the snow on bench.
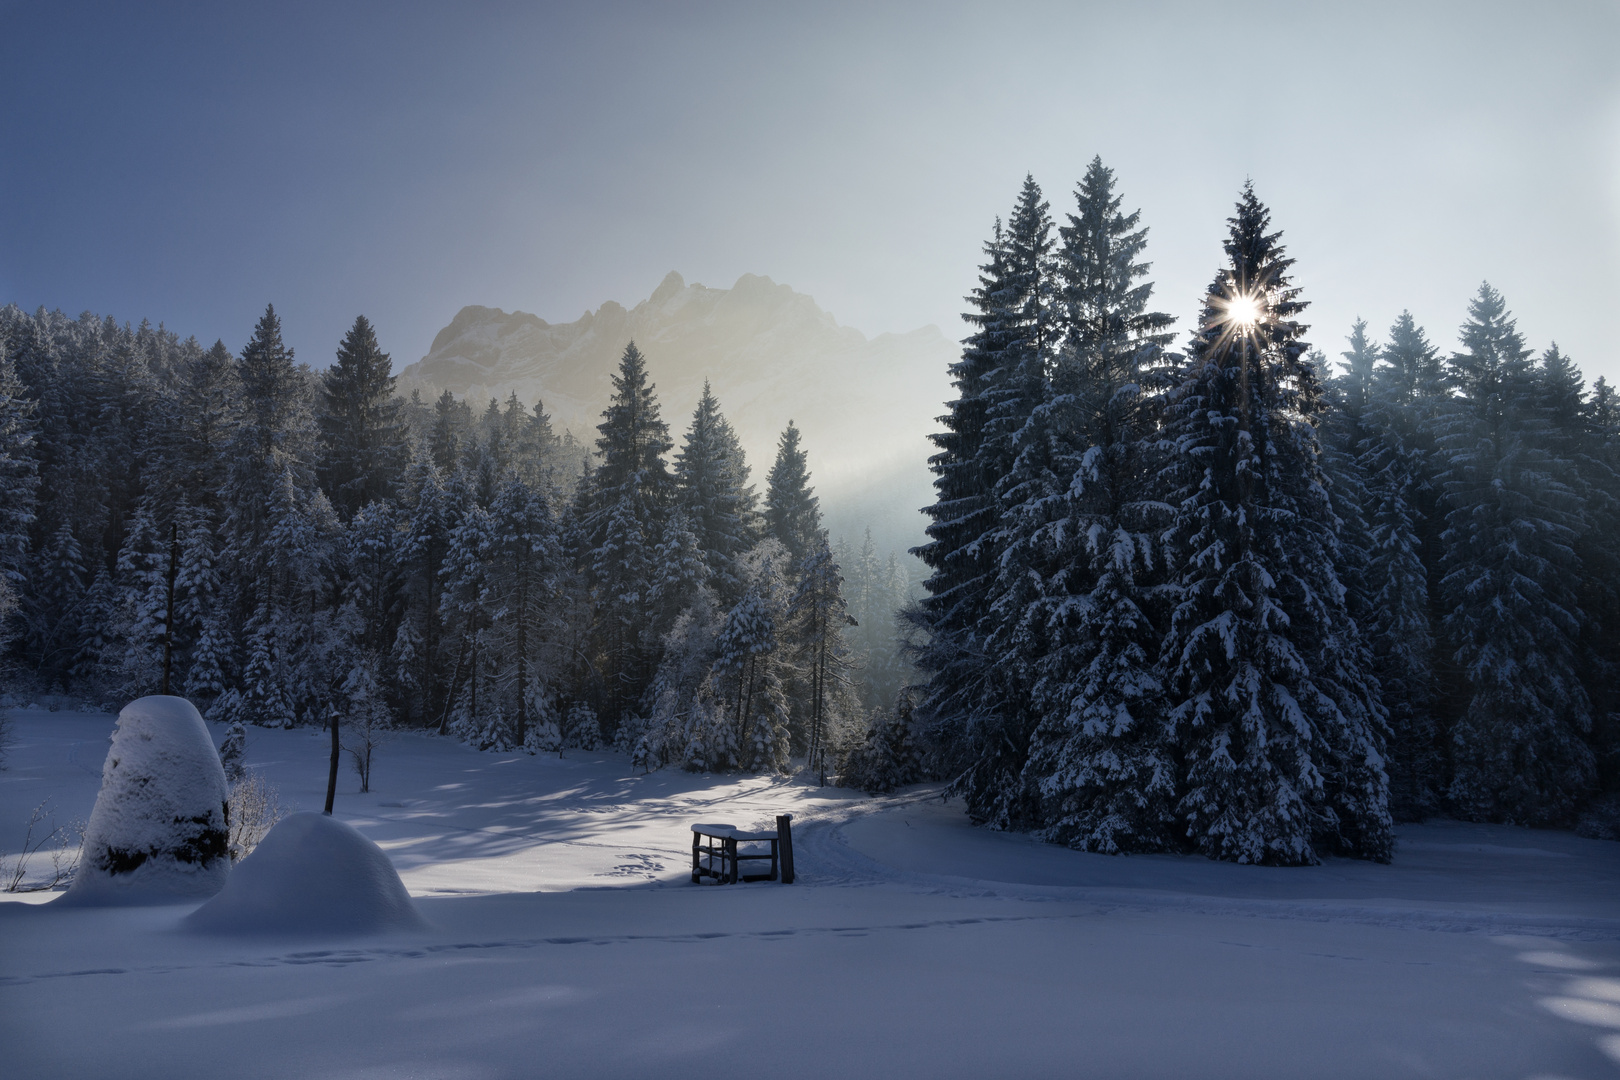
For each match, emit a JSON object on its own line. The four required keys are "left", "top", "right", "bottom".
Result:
{"left": 690, "top": 816, "right": 795, "bottom": 885}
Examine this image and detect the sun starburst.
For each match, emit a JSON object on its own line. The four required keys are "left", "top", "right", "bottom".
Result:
{"left": 1225, "top": 293, "right": 1262, "bottom": 329}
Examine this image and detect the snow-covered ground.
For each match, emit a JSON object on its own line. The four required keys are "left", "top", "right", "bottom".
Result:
{"left": 3, "top": 706, "right": 1620, "bottom": 1079}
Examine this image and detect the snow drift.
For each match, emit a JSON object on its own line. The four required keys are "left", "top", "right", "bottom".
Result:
{"left": 59, "top": 695, "right": 230, "bottom": 906}
{"left": 184, "top": 812, "right": 428, "bottom": 935}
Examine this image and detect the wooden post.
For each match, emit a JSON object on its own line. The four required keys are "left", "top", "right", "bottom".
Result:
{"left": 324, "top": 709, "right": 340, "bottom": 815}
{"left": 776, "top": 814, "right": 794, "bottom": 884}
{"left": 691, "top": 831, "right": 701, "bottom": 883}
{"left": 724, "top": 836, "right": 738, "bottom": 884}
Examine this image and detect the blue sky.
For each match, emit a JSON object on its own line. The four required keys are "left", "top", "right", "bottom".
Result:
{"left": 3, "top": 1, "right": 1616, "bottom": 383}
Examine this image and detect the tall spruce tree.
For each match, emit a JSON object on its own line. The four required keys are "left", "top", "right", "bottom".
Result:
{"left": 912, "top": 219, "right": 1015, "bottom": 778}
{"left": 912, "top": 177, "right": 1057, "bottom": 820}
{"left": 587, "top": 341, "right": 675, "bottom": 727}
{"left": 225, "top": 304, "right": 317, "bottom": 595}
{"left": 1158, "top": 185, "right": 1391, "bottom": 865}
{"left": 1021, "top": 158, "right": 1176, "bottom": 852}
{"left": 1437, "top": 284, "right": 1595, "bottom": 824}
{"left": 674, "top": 381, "right": 759, "bottom": 603}
{"left": 764, "top": 421, "right": 822, "bottom": 564}
{"left": 966, "top": 175, "right": 1059, "bottom": 828}
{"left": 318, "top": 315, "right": 407, "bottom": 518}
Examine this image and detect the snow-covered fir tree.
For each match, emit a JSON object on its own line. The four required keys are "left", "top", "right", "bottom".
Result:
{"left": 911, "top": 217, "right": 1016, "bottom": 780}
{"left": 713, "top": 564, "right": 791, "bottom": 773}
{"left": 318, "top": 315, "right": 408, "bottom": 518}
{"left": 969, "top": 175, "right": 1062, "bottom": 829}
{"left": 585, "top": 341, "right": 675, "bottom": 730}
{"left": 1020, "top": 158, "right": 1176, "bottom": 853}
{"left": 1157, "top": 185, "right": 1391, "bottom": 865}
{"left": 674, "top": 381, "right": 759, "bottom": 604}
{"left": 764, "top": 421, "right": 823, "bottom": 565}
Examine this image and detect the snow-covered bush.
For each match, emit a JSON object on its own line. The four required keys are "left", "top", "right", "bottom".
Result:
{"left": 185, "top": 812, "right": 427, "bottom": 936}
{"left": 61, "top": 695, "right": 230, "bottom": 905}
{"left": 523, "top": 710, "right": 563, "bottom": 755}
{"left": 562, "top": 701, "right": 602, "bottom": 751}
{"left": 841, "top": 699, "right": 922, "bottom": 794}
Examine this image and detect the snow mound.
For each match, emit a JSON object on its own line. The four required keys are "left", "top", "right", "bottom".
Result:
{"left": 184, "top": 812, "right": 428, "bottom": 936}
{"left": 60, "top": 695, "right": 230, "bottom": 906}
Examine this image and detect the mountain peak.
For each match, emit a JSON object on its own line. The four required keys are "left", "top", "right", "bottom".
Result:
{"left": 650, "top": 270, "right": 686, "bottom": 305}
{"left": 397, "top": 275, "right": 954, "bottom": 549}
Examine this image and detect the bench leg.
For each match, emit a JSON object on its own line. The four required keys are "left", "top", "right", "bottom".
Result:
{"left": 725, "top": 837, "right": 738, "bottom": 884}
{"left": 692, "top": 832, "right": 701, "bottom": 883}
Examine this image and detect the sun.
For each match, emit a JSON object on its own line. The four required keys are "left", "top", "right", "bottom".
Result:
{"left": 1225, "top": 293, "right": 1263, "bottom": 329}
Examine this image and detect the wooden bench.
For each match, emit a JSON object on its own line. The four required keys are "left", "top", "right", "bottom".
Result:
{"left": 691, "top": 815, "right": 795, "bottom": 884}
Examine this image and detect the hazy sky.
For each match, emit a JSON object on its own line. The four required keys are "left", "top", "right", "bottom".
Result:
{"left": 3, "top": 1, "right": 1617, "bottom": 385}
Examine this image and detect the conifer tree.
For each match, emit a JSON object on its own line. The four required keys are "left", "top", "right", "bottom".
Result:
{"left": 441, "top": 502, "right": 496, "bottom": 741}
{"left": 27, "top": 519, "right": 86, "bottom": 687}
{"left": 1158, "top": 185, "right": 1391, "bottom": 865}
{"left": 583, "top": 342, "right": 676, "bottom": 727}
{"left": 393, "top": 448, "right": 452, "bottom": 725}
{"left": 1438, "top": 284, "right": 1595, "bottom": 824}
{"left": 483, "top": 475, "right": 563, "bottom": 749}
{"left": 764, "top": 421, "right": 822, "bottom": 564}
{"left": 430, "top": 389, "right": 466, "bottom": 472}
{"left": 714, "top": 578, "right": 790, "bottom": 773}
{"left": 318, "top": 315, "right": 406, "bottom": 518}
{"left": 1021, "top": 158, "right": 1175, "bottom": 852}
{"left": 592, "top": 494, "right": 654, "bottom": 727}
{"left": 344, "top": 499, "right": 399, "bottom": 660}
{"left": 589, "top": 341, "right": 674, "bottom": 527}
{"left": 788, "top": 540, "right": 855, "bottom": 784}
{"left": 674, "top": 381, "right": 758, "bottom": 603}
{"left": 912, "top": 218, "right": 1015, "bottom": 776}
{"left": 1321, "top": 323, "right": 1379, "bottom": 623}
{"left": 225, "top": 305, "right": 318, "bottom": 616}
{"left": 964, "top": 177, "right": 1061, "bottom": 827}
{"left": 648, "top": 508, "right": 708, "bottom": 633}
{"left": 1359, "top": 311, "right": 1446, "bottom": 817}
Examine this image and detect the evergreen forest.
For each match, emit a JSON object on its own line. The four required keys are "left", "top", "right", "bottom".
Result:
{"left": 0, "top": 309, "right": 911, "bottom": 783}
{"left": 911, "top": 162, "right": 1620, "bottom": 863}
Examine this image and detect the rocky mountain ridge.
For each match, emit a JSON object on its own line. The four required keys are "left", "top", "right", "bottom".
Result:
{"left": 398, "top": 271, "right": 957, "bottom": 553}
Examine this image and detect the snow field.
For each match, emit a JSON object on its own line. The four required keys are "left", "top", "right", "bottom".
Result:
{"left": 3, "top": 708, "right": 1620, "bottom": 1078}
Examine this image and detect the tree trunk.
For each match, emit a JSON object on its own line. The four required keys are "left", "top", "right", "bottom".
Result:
{"left": 324, "top": 710, "right": 340, "bottom": 814}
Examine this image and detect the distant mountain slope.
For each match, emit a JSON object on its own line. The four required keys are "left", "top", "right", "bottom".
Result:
{"left": 398, "top": 272, "right": 957, "bottom": 555}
